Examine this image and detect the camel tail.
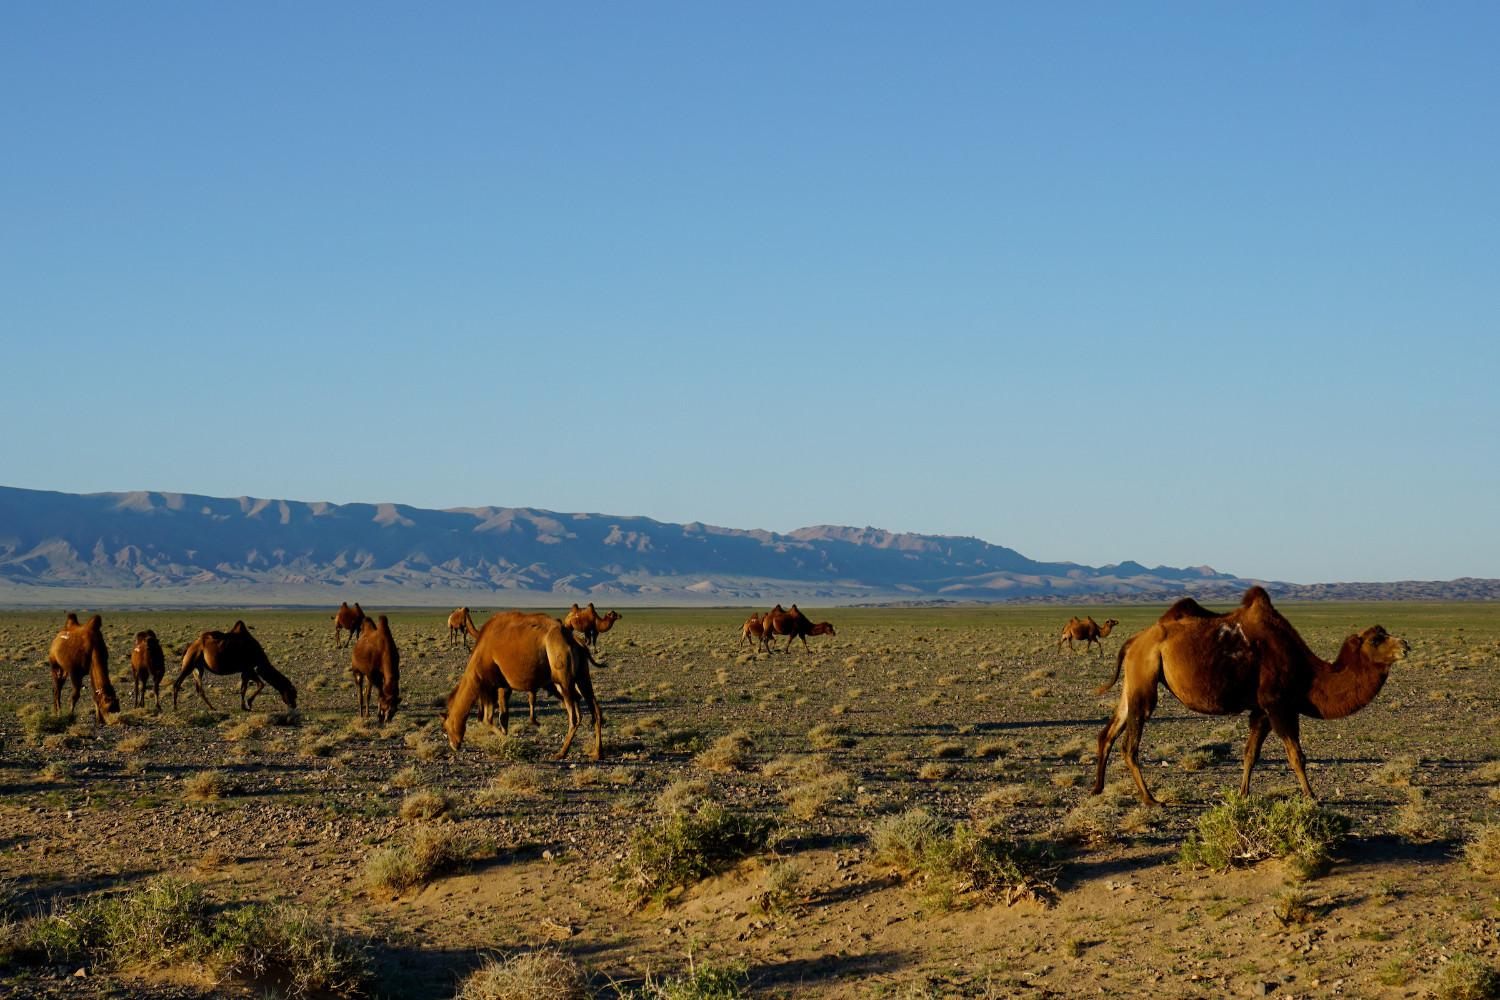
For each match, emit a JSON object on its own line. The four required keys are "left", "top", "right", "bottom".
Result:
{"left": 1095, "top": 638, "right": 1131, "bottom": 695}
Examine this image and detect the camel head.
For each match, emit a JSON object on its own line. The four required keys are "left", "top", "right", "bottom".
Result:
{"left": 1104, "top": 619, "right": 1119, "bottom": 629}
{"left": 604, "top": 611, "right": 621, "bottom": 625}
{"left": 1349, "top": 625, "right": 1410, "bottom": 668}
{"left": 378, "top": 691, "right": 402, "bottom": 724}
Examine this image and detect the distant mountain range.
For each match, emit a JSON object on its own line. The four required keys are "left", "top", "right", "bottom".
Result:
{"left": 0, "top": 485, "right": 1256, "bottom": 607}
{"left": 0, "top": 486, "right": 1491, "bottom": 607}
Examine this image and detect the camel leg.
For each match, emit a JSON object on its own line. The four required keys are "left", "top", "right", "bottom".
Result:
{"left": 498, "top": 689, "right": 511, "bottom": 735}
{"left": 553, "top": 686, "right": 580, "bottom": 760}
{"left": 1239, "top": 710, "right": 1272, "bottom": 795}
{"left": 527, "top": 692, "right": 540, "bottom": 727}
{"left": 244, "top": 677, "right": 265, "bottom": 710}
{"left": 1267, "top": 711, "right": 1316, "bottom": 799}
{"left": 51, "top": 663, "right": 64, "bottom": 712}
{"left": 192, "top": 672, "right": 216, "bottom": 711}
{"left": 152, "top": 676, "right": 161, "bottom": 712}
{"left": 1118, "top": 708, "right": 1160, "bottom": 807}
{"left": 575, "top": 674, "right": 603, "bottom": 760}
{"left": 70, "top": 674, "right": 83, "bottom": 717}
{"left": 1092, "top": 702, "right": 1129, "bottom": 796}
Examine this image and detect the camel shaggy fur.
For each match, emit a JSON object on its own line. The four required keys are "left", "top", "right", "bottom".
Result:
{"left": 563, "top": 603, "right": 621, "bottom": 650}
{"left": 48, "top": 613, "right": 120, "bottom": 723}
{"left": 1093, "top": 587, "right": 1409, "bottom": 806}
{"left": 332, "top": 602, "right": 366, "bottom": 648}
{"left": 1057, "top": 616, "right": 1120, "bottom": 655}
{"left": 447, "top": 607, "right": 479, "bottom": 650}
{"left": 130, "top": 629, "right": 166, "bottom": 711}
{"left": 739, "top": 613, "right": 774, "bottom": 652}
{"left": 763, "top": 604, "right": 836, "bottom": 652}
{"left": 442, "top": 611, "right": 602, "bottom": 760}
{"left": 172, "top": 621, "right": 298, "bottom": 712}
{"left": 351, "top": 615, "right": 402, "bottom": 722}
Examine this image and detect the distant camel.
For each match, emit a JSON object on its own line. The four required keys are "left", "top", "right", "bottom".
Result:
{"left": 763, "top": 604, "right": 836, "bottom": 652}
{"left": 447, "top": 607, "right": 479, "bottom": 650}
{"left": 130, "top": 629, "right": 166, "bottom": 711}
{"left": 332, "top": 602, "right": 366, "bottom": 648}
{"left": 351, "top": 615, "right": 402, "bottom": 722}
{"left": 1057, "top": 617, "right": 1120, "bottom": 655}
{"left": 48, "top": 613, "right": 120, "bottom": 723}
{"left": 739, "top": 613, "right": 774, "bottom": 652}
{"left": 172, "top": 621, "right": 298, "bottom": 712}
{"left": 1093, "top": 586, "right": 1409, "bottom": 806}
{"left": 563, "top": 603, "right": 622, "bottom": 650}
{"left": 441, "top": 610, "right": 603, "bottom": 760}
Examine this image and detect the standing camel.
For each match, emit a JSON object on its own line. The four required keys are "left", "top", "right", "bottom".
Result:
{"left": 562, "top": 603, "right": 622, "bottom": 651}
{"left": 739, "top": 613, "right": 774, "bottom": 652}
{"left": 332, "top": 602, "right": 366, "bottom": 648}
{"left": 1057, "top": 617, "right": 1120, "bottom": 655}
{"left": 763, "top": 604, "right": 836, "bottom": 652}
{"left": 130, "top": 629, "right": 166, "bottom": 711}
{"left": 447, "top": 607, "right": 479, "bottom": 650}
{"left": 172, "top": 622, "right": 298, "bottom": 712}
{"left": 441, "top": 610, "right": 603, "bottom": 760}
{"left": 1093, "top": 586, "right": 1409, "bottom": 806}
{"left": 351, "top": 614, "right": 402, "bottom": 722}
{"left": 48, "top": 613, "right": 120, "bottom": 723}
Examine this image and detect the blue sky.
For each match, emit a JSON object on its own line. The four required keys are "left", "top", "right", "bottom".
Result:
{"left": 3, "top": 3, "right": 1497, "bottom": 584}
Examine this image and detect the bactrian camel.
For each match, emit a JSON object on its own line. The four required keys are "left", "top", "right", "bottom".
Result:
{"left": 173, "top": 622, "right": 298, "bottom": 712}
{"left": 351, "top": 614, "right": 402, "bottom": 722}
{"left": 48, "top": 612, "right": 120, "bottom": 723}
{"left": 1057, "top": 616, "right": 1120, "bottom": 655}
{"left": 563, "top": 603, "right": 622, "bottom": 651}
{"left": 1093, "top": 586, "right": 1409, "bottom": 806}
{"left": 130, "top": 629, "right": 166, "bottom": 711}
{"left": 333, "top": 602, "right": 366, "bottom": 648}
{"left": 762, "top": 604, "right": 836, "bottom": 652}
{"left": 739, "top": 613, "right": 773, "bottom": 652}
{"left": 442, "top": 611, "right": 603, "bottom": 760}
{"left": 447, "top": 607, "right": 479, "bottom": 650}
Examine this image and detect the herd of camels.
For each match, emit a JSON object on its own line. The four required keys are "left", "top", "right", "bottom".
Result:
{"left": 42, "top": 587, "right": 1407, "bottom": 805}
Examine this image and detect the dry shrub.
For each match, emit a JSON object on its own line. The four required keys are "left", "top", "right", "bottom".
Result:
{"left": 40, "top": 761, "right": 73, "bottom": 783}
{"left": 695, "top": 732, "right": 754, "bottom": 773}
{"left": 222, "top": 720, "right": 264, "bottom": 742}
{"left": 870, "top": 808, "right": 1060, "bottom": 908}
{"left": 752, "top": 862, "right": 803, "bottom": 916}
{"left": 183, "top": 770, "right": 229, "bottom": 802}
{"left": 1463, "top": 823, "right": 1500, "bottom": 875}
{"left": 456, "top": 948, "right": 586, "bottom": 1000}
{"left": 975, "top": 740, "right": 1012, "bottom": 759}
{"left": 781, "top": 772, "right": 853, "bottom": 821}
{"left": 655, "top": 779, "right": 712, "bottom": 816}
{"left": 919, "top": 762, "right": 957, "bottom": 780}
{"left": 1179, "top": 792, "right": 1352, "bottom": 879}
{"left": 1050, "top": 772, "right": 1083, "bottom": 789}
{"left": 392, "top": 766, "right": 423, "bottom": 788}
{"left": 611, "top": 806, "right": 776, "bottom": 906}
{"left": 1053, "top": 798, "right": 1122, "bottom": 848}
{"left": 929, "top": 742, "right": 965, "bottom": 759}
{"left": 366, "top": 827, "right": 479, "bottom": 892}
{"left": 1370, "top": 754, "right": 1418, "bottom": 786}
{"left": 1057, "top": 737, "right": 1090, "bottom": 762}
{"left": 807, "top": 723, "right": 854, "bottom": 749}
{"left": 1393, "top": 787, "right": 1455, "bottom": 842}
{"left": 476, "top": 768, "right": 547, "bottom": 803}
{"left": 762, "top": 753, "right": 834, "bottom": 780}
{"left": 1273, "top": 883, "right": 1319, "bottom": 925}
{"left": 117, "top": 734, "right": 153, "bottom": 754}
{"left": 1430, "top": 953, "right": 1500, "bottom": 1000}
{"left": 1473, "top": 760, "right": 1500, "bottom": 785}
{"left": 400, "top": 789, "right": 456, "bottom": 821}
{"left": 472, "top": 730, "right": 543, "bottom": 763}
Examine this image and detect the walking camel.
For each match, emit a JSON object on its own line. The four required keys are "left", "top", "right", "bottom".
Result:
{"left": 130, "top": 629, "right": 166, "bottom": 711}
{"left": 172, "top": 621, "right": 298, "bottom": 712}
{"left": 739, "top": 613, "right": 774, "bottom": 652}
{"left": 48, "top": 613, "right": 120, "bottom": 723}
{"left": 332, "top": 602, "right": 366, "bottom": 648}
{"left": 1057, "top": 616, "right": 1120, "bottom": 655}
{"left": 1093, "top": 586, "right": 1409, "bottom": 806}
{"left": 762, "top": 604, "right": 836, "bottom": 652}
{"left": 563, "top": 603, "right": 622, "bottom": 650}
{"left": 447, "top": 607, "right": 479, "bottom": 650}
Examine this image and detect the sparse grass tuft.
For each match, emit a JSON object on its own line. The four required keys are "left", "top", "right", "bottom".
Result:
{"left": 1393, "top": 787, "right": 1455, "bottom": 842}
{"left": 22, "top": 710, "right": 71, "bottom": 744}
{"left": 870, "top": 808, "right": 1060, "bottom": 908}
{"left": 1463, "top": 823, "right": 1500, "bottom": 875}
{"left": 1370, "top": 754, "right": 1418, "bottom": 786}
{"left": 612, "top": 805, "right": 776, "bottom": 906}
{"left": 472, "top": 730, "right": 543, "bottom": 763}
{"left": 476, "top": 767, "right": 548, "bottom": 803}
{"left": 655, "top": 778, "right": 713, "bottom": 816}
{"left": 399, "top": 789, "right": 457, "bottom": 821}
{"left": 1053, "top": 798, "right": 1122, "bottom": 848}
{"left": 366, "top": 827, "right": 481, "bottom": 892}
{"left": 1273, "top": 883, "right": 1320, "bottom": 925}
{"left": 752, "top": 862, "right": 803, "bottom": 916}
{"left": 455, "top": 948, "right": 586, "bottom": 1000}
{"left": 1430, "top": 953, "right": 1500, "bottom": 1000}
{"left": 183, "top": 769, "right": 230, "bottom": 801}
{"left": 1178, "top": 791, "right": 1352, "bottom": 879}
{"left": 695, "top": 731, "right": 755, "bottom": 773}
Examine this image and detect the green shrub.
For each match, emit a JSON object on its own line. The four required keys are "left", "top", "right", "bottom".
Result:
{"left": 615, "top": 962, "right": 750, "bottom": 1000}
{"left": 1431, "top": 953, "right": 1500, "bottom": 1000}
{"left": 1178, "top": 791, "right": 1352, "bottom": 879}
{"left": 612, "top": 806, "right": 775, "bottom": 905}
{"left": 22, "top": 710, "right": 70, "bottom": 743}
{"left": 871, "top": 808, "right": 1061, "bottom": 907}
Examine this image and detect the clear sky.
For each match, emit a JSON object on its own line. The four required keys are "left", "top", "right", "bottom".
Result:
{"left": 3, "top": 3, "right": 1497, "bottom": 584}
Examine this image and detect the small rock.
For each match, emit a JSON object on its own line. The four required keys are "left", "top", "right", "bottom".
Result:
{"left": 1253, "top": 982, "right": 1275, "bottom": 996}
{"left": 73, "top": 968, "right": 87, "bottom": 978}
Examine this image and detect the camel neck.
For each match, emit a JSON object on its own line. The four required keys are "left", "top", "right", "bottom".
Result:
{"left": 1305, "top": 649, "right": 1389, "bottom": 720}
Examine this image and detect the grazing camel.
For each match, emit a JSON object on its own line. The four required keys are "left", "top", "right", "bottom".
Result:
{"left": 447, "top": 607, "right": 479, "bottom": 650}
{"left": 562, "top": 603, "right": 622, "bottom": 650}
{"left": 332, "top": 602, "right": 366, "bottom": 648}
{"left": 48, "top": 613, "right": 120, "bottom": 723}
{"left": 763, "top": 604, "right": 836, "bottom": 652}
{"left": 441, "top": 610, "right": 603, "bottom": 760}
{"left": 350, "top": 614, "right": 402, "bottom": 722}
{"left": 1057, "top": 617, "right": 1120, "bottom": 655}
{"left": 739, "top": 613, "right": 774, "bottom": 652}
{"left": 1093, "top": 586, "right": 1409, "bottom": 806}
{"left": 130, "top": 630, "right": 166, "bottom": 711}
{"left": 172, "top": 622, "right": 298, "bottom": 712}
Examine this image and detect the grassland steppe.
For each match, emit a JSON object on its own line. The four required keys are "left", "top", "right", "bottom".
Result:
{"left": 0, "top": 602, "right": 1496, "bottom": 999}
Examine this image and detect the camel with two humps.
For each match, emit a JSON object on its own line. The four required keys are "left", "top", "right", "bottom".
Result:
{"left": 763, "top": 604, "right": 836, "bottom": 652}
{"left": 441, "top": 610, "right": 603, "bottom": 760}
{"left": 48, "top": 613, "right": 120, "bottom": 723}
{"left": 563, "top": 603, "right": 621, "bottom": 651}
{"left": 333, "top": 602, "right": 366, "bottom": 648}
{"left": 172, "top": 621, "right": 298, "bottom": 712}
{"left": 1093, "top": 586, "right": 1409, "bottom": 806}
{"left": 130, "top": 630, "right": 166, "bottom": 711}
{"left": 1057, "top": 616, "right": 1120, "bottom": 655}
{"left": 351, "top": 614, "right": 402, "bottom": 722}
{"left": 739, "top": 613, "right": 774, "bottom": 652}
{"left": 447, "top": 607, "right": 479, "bottom": 650}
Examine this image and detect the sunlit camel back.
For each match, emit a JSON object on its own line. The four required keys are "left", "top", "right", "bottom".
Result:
{"left": 332, "top": 602, "right": 366, "bottom": 648}
{"left": 1093, "top": 586, "right": 1409, "bottom": 806}
{"left": 130, "top": 629, "right": 166, "bottom": 711}
{"left": 351, "top": 615, "right": 402, "bottom": 722}
{"left": 1057, "top": 616, "right": 1120, "bottom": 655}
{"left": 441, "top": 610, "right": 602, "bottom": 760}
{"left": 447, "top": 607, "right": 479, "bottom": 650}
{"left": 48, "top": 612, "right": 120, "bottom": 723}
{"left": 172, "top": 621, "right": 298, "bottom": 712}
{"left": 563, "top": 602, "right": 621, "bottom": 650}
{"left": 739, "top": 613, "right": 774, "bottom": 652}
{"left": 763, "top": 604, "right": 836, "bottom": 652}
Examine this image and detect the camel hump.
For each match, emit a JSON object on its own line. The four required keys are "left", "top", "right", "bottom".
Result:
{"left": 65, "top": 612, "right": 80, "bottom": 625}
{"left": 85, "top": 614, "right": 103, "bottom": 630}
{"left": 377, "top": 614, "right": 392, "bottom": 634}
{"left": 1241, "top": 586, "right": 1273, "bottom": 609}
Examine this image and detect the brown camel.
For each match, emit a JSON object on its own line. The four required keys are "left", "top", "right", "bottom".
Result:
{"left": 332, "top": 602, "right": 366, "bottom": 648}
{"left": 447, "top": 607, "right": 479, "bottom": 650}
{"left": 172, "top": 622, "right": 298, "bottom": 712}
{"left": 1057, "top": 616, "right": 1120, "bottom": 655}
{"left": 130, "top": 629, "right": 166, "bottom": 711}
{"left": 739, "top": 613, "right": 774, "bottom": 652}
{"left": 441, "top": 610, "right": 602, "bottom": 760}
{"left": 763, "top": 604, "right": 836, "bottom": 652}
{"left": 48, "top": 613, "right": 120, "bottom": 723}
{"left": 1093, "top": 586, "right": 1409, "bottom": 806}
{"left": 563, "top": 602, "right": 622, "bottom": 650}
{"left": 351, "top": 614, "right": 401, "bottom": 722}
